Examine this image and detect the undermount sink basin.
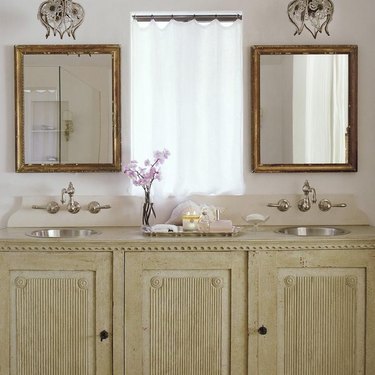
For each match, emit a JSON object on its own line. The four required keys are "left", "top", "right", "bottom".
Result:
{"left": 26, "top": 228, "right": 100, "bottom": 238}
{"left": 277, "top": 226, "right": 350, "bottom": 237}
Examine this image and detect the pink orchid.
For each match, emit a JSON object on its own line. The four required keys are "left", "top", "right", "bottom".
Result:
{"left": 124, "top": 149, "right": 170, "bottom": 193}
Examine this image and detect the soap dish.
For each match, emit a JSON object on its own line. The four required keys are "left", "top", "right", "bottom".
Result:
{"left": 243, "top": 213, "right": 269, "bottom": 231}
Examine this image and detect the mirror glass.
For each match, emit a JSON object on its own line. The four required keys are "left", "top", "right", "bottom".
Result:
{"left": 15, "top": 45, "right": 121, "bottom": 172}
{"left": 251, "top": 45, "right": 358, "bottom": 172}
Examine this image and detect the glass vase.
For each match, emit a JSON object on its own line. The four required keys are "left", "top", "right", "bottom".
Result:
{"left": 142, "top": 190, "right": 156, "bottom": 226}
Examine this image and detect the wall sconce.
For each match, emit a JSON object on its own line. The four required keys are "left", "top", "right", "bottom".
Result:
{"left": 287, "top": 0, "right": 334, "bottom": 38}
{"left": 63, "top": 110, "right": 74, "bottom": 141}
{"left": 38, "top": 0, "right": 85, "bottom": 39}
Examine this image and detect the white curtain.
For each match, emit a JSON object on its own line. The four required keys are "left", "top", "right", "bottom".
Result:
{"left": 131, "top": 18, "right": 244, "bottom": 197}
{"left": 293, "top": 55, "right": 348, "bottom": 163}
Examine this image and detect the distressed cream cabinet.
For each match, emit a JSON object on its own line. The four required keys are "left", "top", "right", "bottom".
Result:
{"left": 0, "top": 251, "right": 113, "bottom": 375}
{"left": 124, "top": 251, "right": 248, "bottom": 374}
{"left": 249, "top": 248, "right": 375, "bottom": 375}
{"left": 1, "top": 227, "right": 375, "bottom": 375}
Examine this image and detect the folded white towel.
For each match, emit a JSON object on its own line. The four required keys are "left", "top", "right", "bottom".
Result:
{"left": 151, "top": 224, "right": 178, "bottom": 233}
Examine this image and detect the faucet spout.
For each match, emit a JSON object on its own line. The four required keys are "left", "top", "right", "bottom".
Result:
{"left": 298, "top": 180, "right": 317, "bottom": 212}
{"left": 61, "top": 182, "right": 80, "bottom": 214}
{"left": 61, "top": 188, "right": 67, "bottom": 204}
{"left": 311, "top": 187, "right": 317, "bottom": 204}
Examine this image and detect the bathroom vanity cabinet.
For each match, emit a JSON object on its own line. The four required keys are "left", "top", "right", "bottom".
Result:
{"left": 0, "top": 226, "right": 375, "bottom": 374}
{"left": 124, "top": 251, "right": 247, "bottom": 374}
{"left": 249, "top": 248, "right": 375, "bottom": 375}
{"left": 0, "top": 251, "right": 113, "bottom": 375}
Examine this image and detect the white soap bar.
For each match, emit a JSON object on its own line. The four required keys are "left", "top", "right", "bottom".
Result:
{"left": 209, "top": 220, "right": 233, "bottom": 233}
{"left": 245, "top": 213, "right": 269, "bottom": 223}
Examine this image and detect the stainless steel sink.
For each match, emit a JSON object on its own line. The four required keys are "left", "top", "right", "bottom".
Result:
{"left": 276, "top": 226, "right": 350, "bottom": 237}
{"left": 26, "top": 228, "right": 100, "bottom": 238}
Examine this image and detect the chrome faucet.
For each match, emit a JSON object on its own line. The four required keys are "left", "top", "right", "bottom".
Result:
{"left": 61, "top": 182, "right": 80, "bottom": 214}
{"left": 298, "top": 180, "right": 316, "bottom": 212}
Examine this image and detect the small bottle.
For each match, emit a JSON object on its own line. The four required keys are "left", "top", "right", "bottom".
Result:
{"left": 198, "top": 210, "right": 211, "bottom": 233}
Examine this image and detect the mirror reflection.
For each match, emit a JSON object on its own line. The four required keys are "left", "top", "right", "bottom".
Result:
{"left": 15, "top": 45, "right": 121, "bottom": 172}
{"left": 251, "top": 45, "right": 358, "bottom": 173}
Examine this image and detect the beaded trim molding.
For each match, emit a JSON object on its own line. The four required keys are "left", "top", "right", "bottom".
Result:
{"left": 1, "top": 240, "right": 375, "bottom": 252}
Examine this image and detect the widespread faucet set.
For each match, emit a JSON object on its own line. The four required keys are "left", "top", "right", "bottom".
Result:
{"left": 268, "top": 180, "right": 347, "bottom": 212}
{"left": 32, "top": 180, "right": 345, "bottom": 215}
{"left": 32, "top": 182, "right": 111, "bottom": 214}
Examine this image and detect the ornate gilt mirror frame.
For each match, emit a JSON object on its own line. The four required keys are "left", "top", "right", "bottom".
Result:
{"left": 15, "top": 44, "right": 121, "bottom": 172}
{"left": 251, "top": 45, "right": 358, "bottom": 173}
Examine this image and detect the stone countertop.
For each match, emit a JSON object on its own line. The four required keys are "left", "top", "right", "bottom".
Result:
{"left": 1, "top": 225, "right": 375, "bottom": 252}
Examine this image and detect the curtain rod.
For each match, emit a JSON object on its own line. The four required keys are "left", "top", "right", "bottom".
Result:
{"left": 132, "top": 14, "right": 242, "bottom": 22}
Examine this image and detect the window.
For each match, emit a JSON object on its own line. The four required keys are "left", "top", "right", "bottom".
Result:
{"left": 131, "top": 14, "right": 244, "bottom": 197}
{"left": 292, "top": 55, "right": 348, "bottom": 163}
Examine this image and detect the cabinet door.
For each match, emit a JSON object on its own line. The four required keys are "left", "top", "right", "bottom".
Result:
{"left": 125, "top": 252, "right": 247, "bottom": 375}
{"left": 0, "top": 252, "right": 112, "bottom": 375}
{"left": 249, "top": 250, "right": 375, "bottom": 375}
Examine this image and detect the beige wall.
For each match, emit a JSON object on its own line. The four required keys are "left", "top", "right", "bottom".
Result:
{"left": 0, "top": 0, "right": 374, "bottom": 226}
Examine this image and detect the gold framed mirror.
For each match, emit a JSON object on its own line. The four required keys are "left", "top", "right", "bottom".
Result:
{"left": 15, "top": 44, "right": 121, "bottom": 172}
{"left": 251, "top": 45, "right": 358, "bottom": 173}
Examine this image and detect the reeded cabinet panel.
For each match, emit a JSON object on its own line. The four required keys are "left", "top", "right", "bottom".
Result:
{"left": 249, "top": 250, "right": 372, "bottom": 375}
{"left": 144, "top": 271, "right": 230, "bottom": 375}
{"left": 0, "top": 252, "right": 112, "bottom": 375}
{"left": 278, "top": 268, "right": 364, "bottom": 375}
{"left": 125, "top": 252, "right": 247, "bottom": 375}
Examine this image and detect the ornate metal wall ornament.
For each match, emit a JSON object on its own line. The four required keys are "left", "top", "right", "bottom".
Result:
{"left": 287, "top": 0, "right": 334, "bottom": 39}
{"left": 38, "top": 0, "right": 85, "bottom": 39}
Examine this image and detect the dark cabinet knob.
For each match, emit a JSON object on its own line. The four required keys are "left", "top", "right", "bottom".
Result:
{"left": 100, "top": 330, "right": 109, "bottom": 341}
{"left": 258, "top": 325, "right": 267, "bottom": 335}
